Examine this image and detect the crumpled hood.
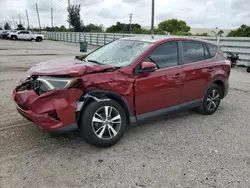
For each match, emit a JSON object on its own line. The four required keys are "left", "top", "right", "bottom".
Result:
{"left": 28, "top": 58, "right": 115, "bottom": 77}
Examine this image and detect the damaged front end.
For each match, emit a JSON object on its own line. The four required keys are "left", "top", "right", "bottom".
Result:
{"left": 13, "top": 76, "right": 83, "bottom": 131}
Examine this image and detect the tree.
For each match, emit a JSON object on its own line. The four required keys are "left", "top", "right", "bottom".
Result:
{"left": 217, "top": 30, "right": 224, "bottom": 37}
{"left": 227, "top": 25, "right": 250, "bottom": 37}
{"left": 67, "top": 4, "right": 82, "bottom": 32}
{"left": 195, "top": 33, "right": 209, "bottom": 36}
{"left": 83, "top": 24, "right": 103, "bottom": 32}
{"left": 106, "top": 22, "right": 142, "bottom": 33}
{"left": 17, "top": 24, "right": 25, "bottom": 30}
{"left": 158, "top": 19, "right": 190, "bottom": 34}
{"left": 4, "top": 22, "right": 11, "bottom": 30}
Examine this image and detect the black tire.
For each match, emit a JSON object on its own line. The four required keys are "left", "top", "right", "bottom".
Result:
{"left": 36, "top": 37, "right": 42, "bottom": 42}
{"left": 79, "top": 99, "right": 127, "bottom": 147}
{"left": 11, "top": 35, "right": 17, "bottom": 40}
{"left": 197, "top": 84, "right": 222, "bottom": 115}
{"left": 247, "top": 67, "right": 250, "bottom": 73}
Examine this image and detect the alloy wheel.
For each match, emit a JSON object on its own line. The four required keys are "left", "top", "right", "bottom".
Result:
{"left": 206, "top": 89, "right": 220, "bottom": 111}
{"left": 92, "top": 106, "right": 122, "bottom": 140}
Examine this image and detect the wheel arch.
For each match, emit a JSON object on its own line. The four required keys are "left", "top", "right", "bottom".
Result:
{"left": 211, "top": 77, "right": 227, "bottom": 99}
{"left": 76, "top": 90, "right": 136, "bottom": 126}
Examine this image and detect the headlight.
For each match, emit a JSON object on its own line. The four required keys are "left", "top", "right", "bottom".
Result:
{"left": 36, "top": 76, "right": 79, "bottom": 90}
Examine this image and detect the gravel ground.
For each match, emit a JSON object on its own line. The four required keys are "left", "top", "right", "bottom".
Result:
{"left": 0, "top": 39, "right": 250, "bottom": 188}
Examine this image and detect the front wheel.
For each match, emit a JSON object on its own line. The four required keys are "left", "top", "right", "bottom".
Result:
{"left": 11, "top": 35, "right": 17, "bottom": 40}
{"left": 35, "top": 37, "right": 42, "bottom": 42}
{"left": 79, "top": 99, "right": 127, "bottom": 147}
{"left": 247, "top": 67, "right": 250, "bottom": 73}
{"left": 197, "top": 84, "right": 221, "bottom": 115}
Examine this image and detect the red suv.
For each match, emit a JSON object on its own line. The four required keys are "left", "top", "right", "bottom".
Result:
{"left": 13, "top": 36, "right": 230, "bottom": 147}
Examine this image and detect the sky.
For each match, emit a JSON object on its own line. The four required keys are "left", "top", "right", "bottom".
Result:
{"left": 0, "top": 0, "right": 250, "bottom": 29}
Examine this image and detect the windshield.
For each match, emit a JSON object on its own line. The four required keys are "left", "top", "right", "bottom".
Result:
{"left": 85, "top": 40, "right": 153, "bottom": 67}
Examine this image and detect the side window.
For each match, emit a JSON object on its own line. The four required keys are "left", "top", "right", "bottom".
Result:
{"left": 23, "top": 31, "right": 29, "bottom": 34}
{"left": 148, "top": 42, "right": 179, "bottom": 69}
{"left": 204, "top": 44, "right": 210, "bottom": 59}
{"left": 183, "top": 42, "right": 204, "bottom": 64}
{"left": 207, "top": 44, "right": 218, "bottom": 58}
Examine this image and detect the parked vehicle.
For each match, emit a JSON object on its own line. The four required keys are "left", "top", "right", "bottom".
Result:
{"left": 0, "top": 30, "right": 10, "bottom": 39}
{"left": 9, "top": 30, "right": 44, "bottom": 42}
{"left": 226, "top": 52, "right": 239, "bottom": 68}
{"left": 13, "top": 36, "right": 230, "bottom": 147}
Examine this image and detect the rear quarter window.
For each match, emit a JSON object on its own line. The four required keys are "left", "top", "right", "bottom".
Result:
{"left": 207, "top": 44, "right": 218, "bottom": 58}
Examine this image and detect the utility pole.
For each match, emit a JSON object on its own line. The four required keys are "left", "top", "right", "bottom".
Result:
{"left": 19, "top": 14, "right": 22, "bottom": 25}
{"left": 129, "top": 13, "right": 133, "bottom": 34}
{"left": 151, "top": 0, "right": 155, "bottom": 34}
{"left": 51, "top": 8, "right": 53, "bottom": 29}
{"left": 12, "top": 17, "right": 16, "bottom": 29}
{"left": 68, "top": 0, "right": 70, "bottom": 29}
{"left": 36, "top": 3, "right": 41, "bottom": 31}
{"left": 26, "top": 10, "right": 30, "bottom": 29}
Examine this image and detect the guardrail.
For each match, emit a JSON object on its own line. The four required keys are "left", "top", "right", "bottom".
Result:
{"left": 45, "top": 32, "right": 250, "bottom": 66}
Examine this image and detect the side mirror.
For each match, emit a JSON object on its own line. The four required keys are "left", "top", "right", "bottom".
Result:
{"left": 138, "top": 61, "right": 157, "bottom": 73}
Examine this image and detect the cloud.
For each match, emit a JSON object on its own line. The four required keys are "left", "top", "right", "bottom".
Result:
{"left": 0, "top": 0, "right": 249, "bottom": 29}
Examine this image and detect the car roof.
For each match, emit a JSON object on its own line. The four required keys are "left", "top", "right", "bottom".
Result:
{"left": 121, "top": 35, "right": 218, "bottom": 46}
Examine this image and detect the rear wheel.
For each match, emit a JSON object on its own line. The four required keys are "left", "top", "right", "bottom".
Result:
{"left": 36, "top": 37, "right": 42, "bottom": 42}
{"left": 11, "top": 35, "right": 17, "bottom": 40}
{"left": 79, "top": 99, "right": 127, "bottom": 147}
{"left": 197, "top": 84, "right": 221, "bottom": 115}
{"left": 247, "top": 67, "right": 250, "bottom": 73}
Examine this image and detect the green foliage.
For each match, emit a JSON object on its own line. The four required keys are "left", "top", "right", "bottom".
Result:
{"left": 67, "top": 4, "right": 82, "bottom": 32}
{"left": 106, "top": 22, "right": 141, "bottom": 33}
{"left": 83, "top": 24, "right": 103, "bottom": 32}
{"left": 4, "top": 22, "right": 11, "bottom": 30}
{"left": 172, "top": 31, "right": 192, "bottom": 36}
{"left": 227, "top": 25, "right": 250, "bottom": 37}
{"left": 217, "top": 30, "right": 224, "bottom": 37}
{"left": 158, "top": 19, "right": 191, "bottom": 34}
{"left": 195, "top": 33, "right": 209, "bottom": 36}
{"left": 16, "top": 24, "right": 25, "bottom": 30}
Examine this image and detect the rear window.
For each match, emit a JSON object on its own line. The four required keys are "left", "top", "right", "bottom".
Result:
{"left": 183, "top": 42, "right": 204, "bottom": 64}
{"left": 207, "top": 44, "right": 218, "bottom": 58}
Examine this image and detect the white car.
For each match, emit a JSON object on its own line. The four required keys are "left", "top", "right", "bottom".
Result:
{"left": 9, "top": 30, "right": 44, "bottom": 42}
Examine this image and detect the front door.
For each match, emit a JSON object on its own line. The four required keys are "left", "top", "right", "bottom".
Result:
{"left": 135, "top": 42, "right": 184, "bottom": 116}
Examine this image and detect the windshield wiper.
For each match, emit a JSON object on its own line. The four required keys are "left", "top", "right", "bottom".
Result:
{"left": 87, "top": 59, "right": 103, "bottom": 65}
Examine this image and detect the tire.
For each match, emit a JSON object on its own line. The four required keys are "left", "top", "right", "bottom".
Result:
{"left": 79, "top": 99, "right": 127, "bottom": 147}
{"left": 36, "top": 37, "right": 42, "bottom": 42}
{"left": 197, "top": 84, "right": 222, "bottom": 115}
{"left": 11, "top": 35, "right": 17, "bottom": 40}
{"left": 247, "top": 67, "right": 250, "bottom": 73}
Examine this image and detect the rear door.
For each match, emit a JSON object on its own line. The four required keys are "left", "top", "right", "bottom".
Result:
{"left": 22, "top": 31, "right": 31, "bottom": 40}
{"left": 180, "top": 41, "right": 217, "bottom": 103}
{"left": 135, "top": 41, "right": 184, "bottom": 115}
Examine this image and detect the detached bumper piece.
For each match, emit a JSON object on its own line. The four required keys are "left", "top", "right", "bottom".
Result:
{"left": 13, "top": 88, "right": 83, "bottom": 131}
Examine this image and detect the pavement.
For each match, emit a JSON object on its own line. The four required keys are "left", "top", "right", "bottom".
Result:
{"left": 0, "top": 39, "right": 250, "bottom": 188}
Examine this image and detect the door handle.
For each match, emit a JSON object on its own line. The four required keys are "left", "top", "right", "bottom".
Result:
{"left": 172, "top": 73, "right": 182, "bottom": 79}
{"left": 207, "top": 68, "right": 214, "bottom": 72}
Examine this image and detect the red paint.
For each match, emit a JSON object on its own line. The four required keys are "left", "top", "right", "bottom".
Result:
{"left": 13, "top": 37, "right": 230, "bottom": 131}
{"left": 141, "top": 61, "right": 157, "bottom": 70}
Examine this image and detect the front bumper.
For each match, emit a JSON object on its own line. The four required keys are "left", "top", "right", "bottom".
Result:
{"left": 13, "top": 88, "right": 83, "bottom": 131}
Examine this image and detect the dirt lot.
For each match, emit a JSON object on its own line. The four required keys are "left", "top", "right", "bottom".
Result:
{"left": 0, "top": 39, "right": 250, "bottom": 188}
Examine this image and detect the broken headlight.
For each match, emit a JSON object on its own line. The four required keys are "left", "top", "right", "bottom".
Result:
{"left": 35, "top": 76, "right": 80, "bottom": 90}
